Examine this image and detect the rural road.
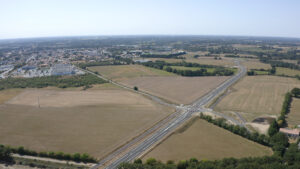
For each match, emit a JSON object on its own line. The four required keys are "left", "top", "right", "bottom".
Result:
{"left": 89, "top": 59, "right": 247, "bottom": 169}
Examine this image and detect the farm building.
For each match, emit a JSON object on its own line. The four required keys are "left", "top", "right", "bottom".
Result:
{"left": 279, "top": 128, "right": 300, "bottom": 138}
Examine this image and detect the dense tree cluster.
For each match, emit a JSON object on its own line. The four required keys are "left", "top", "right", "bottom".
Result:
{"left": 141, "top": 61, "right": 235, "bottom": 76}
{"left": 291, "top": 88, "right": 300, "bottom": 98}
{"left": 0, "top": 74, "right": 106, "bottom": 90}
{"left": 0, "top": 145, "right": 97, "bottom": 163}
{"left": 140, "top": 52, "right": 186, "bottom": 59}
{"left": 224, "top": 54, "right": 240, "bottom": 58}
{"left": 0, "top": 145, "right": 13, "bottom": 163}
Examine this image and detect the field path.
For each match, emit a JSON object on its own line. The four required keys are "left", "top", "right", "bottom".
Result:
{"left": 12, "top": 154, "right": 95, "bottom": 167}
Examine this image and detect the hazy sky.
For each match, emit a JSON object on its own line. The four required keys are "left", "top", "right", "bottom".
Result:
{"left": 0, "top": 0, "right": 300, "bottom": 39}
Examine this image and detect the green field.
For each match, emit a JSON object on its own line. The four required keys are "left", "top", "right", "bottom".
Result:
{"left": 254, "top": 70, "right": 269, "bottom": 75}
{"left": 143, "top": 118, "right": 272, "bottom": 162}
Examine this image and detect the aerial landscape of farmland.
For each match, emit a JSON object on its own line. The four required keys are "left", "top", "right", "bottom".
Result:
{"left": 1, "top": 1, "right": 300, "bottom": 169}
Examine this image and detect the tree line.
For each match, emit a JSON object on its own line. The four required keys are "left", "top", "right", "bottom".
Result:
{"left": 78, "top": 57, "right": 133, "bottom": 69}
{"left": 199, "top": 114, "right": 270, "bottom": 146}
{"left": 0, "top": 144, "right": 97, "bottom": 163}
{"left": 260, "top": 58, "right": 300, "bottom": 70}
{"left": 200, "top": 113, "right": 289, "bottom": 156}
{"left": 118, "top": 154, "right": 300, "bottom": 169}
{"left": 247, "top": 67, "right": 276, "bottom": 76}
{"left": 140, "top": 51, "right": 186, "bottom": 59}
{"left": 0, "top": 74, "right": 106, "bottom": 90}
{"left": 141, "top": 61, "right": 235, "bottom": 76}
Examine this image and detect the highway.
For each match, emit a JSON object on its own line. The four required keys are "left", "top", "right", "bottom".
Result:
{"left": 90, "top": 59, "right": 247, "bottom": 169}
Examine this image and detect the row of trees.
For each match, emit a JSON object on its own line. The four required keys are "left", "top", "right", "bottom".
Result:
{"left": 247, "top": 67, "right": 276, "bottom": 76}
{"left": 141, "top": 61, "right": 235, "bottom": 76}
{"left": 164, "top": 67, "right": 234, "bottom": 76}
{"left": 119, "top": 154, "right": 300, "bottom": 169}
{"left": 0, "top": 74, "right": 106, "bottom": 90}
{"left": 200, "top": 114, "right": 270, "bottom": 146}
{"left": 0, "top": 145, "right": 97, "bottom": 163}
{"left": 201, "top": 113, "right": 290, "bottom": 156}
{"left": 260, "top": 58, "right": 300, "bottom": 70}
{"left": 140, "top": 52, "right": 186, "bottom": 59}
{"left": 268, "top": 91, "right": 293, "bottom": 134}
{"left": 78, "top": 57, "right": 133, "bottom": 69}
{"left": 224, "top": 54, "right": 240, "bottom": 58}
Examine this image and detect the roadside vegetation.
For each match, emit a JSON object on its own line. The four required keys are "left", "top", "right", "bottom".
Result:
{"left": 123, "top": 112, "right": 299, "bottom": 169}
{"left": 0, "top": 144, "right": 97, "bottom": 163}
{"left": 144, "top": 117, "right": 271, "bottom": 162}
{"left": 0, "top": 74, "right": 106, "bottom": 90}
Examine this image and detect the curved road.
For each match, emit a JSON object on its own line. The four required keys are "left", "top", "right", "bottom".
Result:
{"left": 89, "top": 59, "right": 247, "bottom": 169}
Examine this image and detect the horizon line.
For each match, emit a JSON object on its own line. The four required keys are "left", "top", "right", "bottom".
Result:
{"left": 1, "top": 34, "right": 300, "bottom": 41}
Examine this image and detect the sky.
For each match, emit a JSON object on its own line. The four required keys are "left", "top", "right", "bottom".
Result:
{"left": 0, "top": 0, "right": 300, "bottom": 39}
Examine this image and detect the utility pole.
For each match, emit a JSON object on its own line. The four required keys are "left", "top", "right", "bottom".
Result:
{"left": 37, "top": 96, "right": 40, "bottom": 108}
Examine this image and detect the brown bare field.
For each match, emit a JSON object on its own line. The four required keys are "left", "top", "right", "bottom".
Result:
{"left": 88, "top": 65, "right": 175, "bottom": 80}
{"left": 0, "top": 87, "right": 174, "bottom": 159}
{"left": 241, "top": 59, "right": 271, "bottom": 69}
{"left": 215, "top": 76, "right": 300, "bottom": 121}
{"left": 287, "top": 98, "right": 300, "bottom": 127}
{"left": 119, "top": 76, "right": 229, "bottom": 104}
{"left": 143, "top": 118, "right": 272, "bottom": 162}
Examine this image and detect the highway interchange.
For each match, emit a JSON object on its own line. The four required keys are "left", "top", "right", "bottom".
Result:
{"left": 86, "top": 59, "right": 247, "bottom": 169}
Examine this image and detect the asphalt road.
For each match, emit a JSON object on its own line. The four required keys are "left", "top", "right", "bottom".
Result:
{"left": 90, "top": 59, "right": 247, "bottom": 169}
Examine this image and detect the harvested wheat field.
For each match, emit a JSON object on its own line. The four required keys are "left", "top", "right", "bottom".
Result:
{"left": 276, "top": 67, "right": 300, "bottom": 77}
{"left": 287, "top": 98, "right": 300, "bottom": 127}
{"left": 0, "top": 86, "right": 174, "bottom": 159}
{"left": 88, "top": 65, "right": 175, "bottom": 80}
{"left": 215, "top": 76, "right": 300, "bottom": 121}
{"left": 242, "top": 59, "right": 271, "bottom": 70}
{"left": 143, "top": 118, "right": 272, "bottom": 162}
{"left": 119, "top": 76, "right": 229, "bottom": 104}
